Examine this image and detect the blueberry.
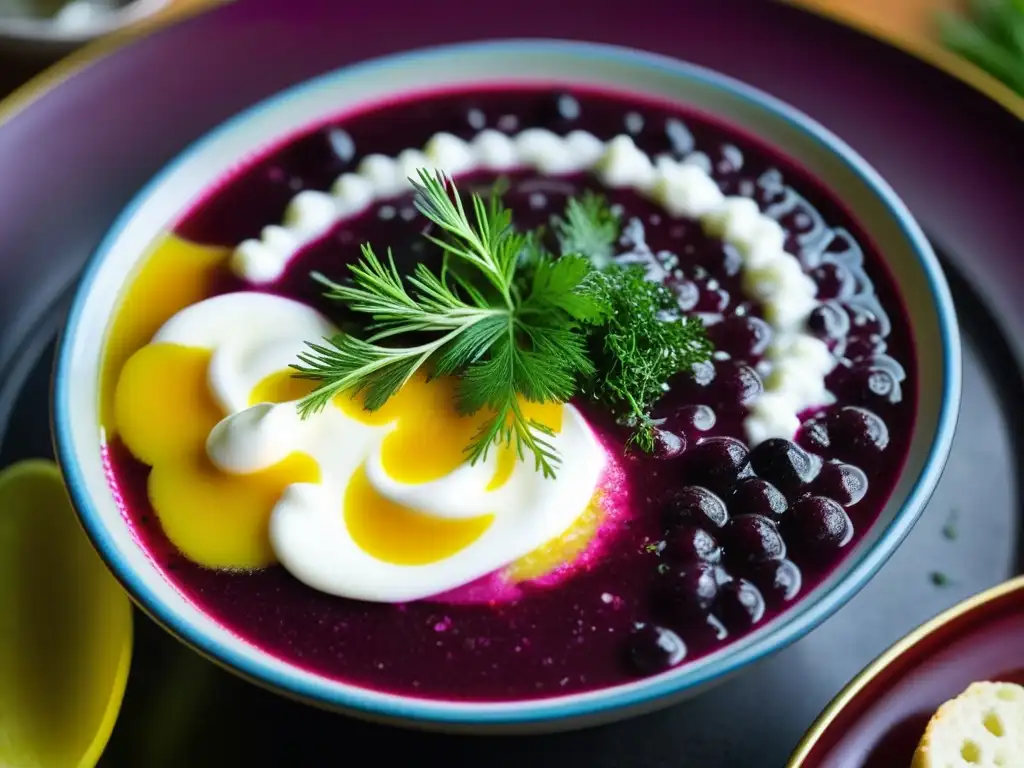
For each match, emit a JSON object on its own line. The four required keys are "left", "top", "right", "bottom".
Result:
{"left": 662, "top": 486, "right": 729, "bottom": 530}
{"left": 748, "top": 438, "right": 821, "bottom": 497}
{"left": 654, "top": 562, "right": 719, "bottom": 620}
{"left": 686, "top": 437, "right": 752, "bottom": 496}
{"left": 808, "top": 262, "right": 855, "bottom": 300}
{"left": 724, "top": 514, "right": 787, "bottom": 563}
{"left": 664, "top": 525, "right": 722, "bottom": 565}
{"left": 786, "top": 496, "right": 854, "bottom": 553}
{"left": 674, "top": 360, "right": 717, "bottom": 402}
{"left": 730, "top": 477, "right": 788, "bottom": 518}
{"left": 828, "top": 406, "right": 890, "bottom": 457}
{"left": 670, "top": 404, "right": 717, "bottom": 437}
{"left": 712, "top": 564, "right": 735, "bottom": 586}
{"left": 798, "top": 416, "right": 830, "bottom": 453}
{"left": 707, "top": 315, "right": 772, "bottom": 360}
{"left": 843, "top": 335, "right": 888, "bottom": 361}
{"left": 651, "top": 428, "right": 686, "bottom": 460}
{"left": 812, "top": 462, "right": 868, "bottom": 506}
{"left": 716, "top": 580, "right": 766, "bottom": 630}
{"left": 712, "top": 361, "right": 762, "bottom": 407}
{"left": 748, "top": 559, "right": 803, "bottom": 605}
{"left": 624, "top": 624, "right": 687, "bottom": 675}
{"left": 672, "top": 279, "right": 700, "bottom": 312}
{"left": 806, "top": 301, "right": 850, "bottom": 341}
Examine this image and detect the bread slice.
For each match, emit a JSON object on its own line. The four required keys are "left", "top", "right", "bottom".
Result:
{"left": 913, "top": 682, "right": 1024, "bottom": 768}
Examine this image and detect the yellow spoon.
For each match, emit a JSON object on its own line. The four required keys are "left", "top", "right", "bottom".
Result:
{"left": 0, "top": 459, "right": 132, "bottom": 768}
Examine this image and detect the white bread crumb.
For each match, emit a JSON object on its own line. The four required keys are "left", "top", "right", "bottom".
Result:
{"left": 913, "top": 682, "right": 1024, "bottom": 768}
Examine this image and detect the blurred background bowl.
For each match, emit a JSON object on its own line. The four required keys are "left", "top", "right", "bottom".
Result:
{"left": 0, "top": 0, "right": 169, "bottom": 57}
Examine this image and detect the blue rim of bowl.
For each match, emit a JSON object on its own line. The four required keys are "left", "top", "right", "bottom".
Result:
{"left": 52, "top": 38, "right": 962, "bottom": 726}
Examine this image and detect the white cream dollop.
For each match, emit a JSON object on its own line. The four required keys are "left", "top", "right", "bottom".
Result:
{"left": 150, "top": 292, "right": 606, "bottom": 603}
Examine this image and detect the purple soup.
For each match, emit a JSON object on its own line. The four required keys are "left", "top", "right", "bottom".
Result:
{"left": 105, "top": 87, "right": 916, "bottom": 701}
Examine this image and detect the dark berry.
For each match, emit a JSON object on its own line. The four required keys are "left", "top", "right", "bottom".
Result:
{"left": 812, "top": 462, "right": 868, "bottom": 506}
{"left": 654, "top": 563, "right": 719, "bottom": 620}
{"left": 674, "top": 360, "right": 716, "bottom": 401}
{"left": 716, "top": 580, "right": 766, "bottom": 629}
{"left": 806, "top": 301, "right": 850, "bottom": 341}
{"left": 798, "top": 416, "right": 830, "bottom": 452}
{"left": 672, "top": 280, "right": 700, "bottom": 312}
{"left": 842, "top": 300, "right": 886, "bottom": 336}
{"left": 671, "top": 404, "right": 717, "bottom": 437}
{"left": 686, "top": 437, "right": 752, "bottom": 496}
{"left": 624, "top": 624, "right": 687, "bottom": 675}
{"left": 748, "top": 559, "right": 803, "bottom": 605}
{"left": 808, "top": 262, "right": 855, "bottom": 300}
{"left": 662, "top": 486, "right": 729, "bottom": 530}
{"left": 843, "top": 335, "right": 888, "bottom": 361}
{"left": 712, "top": 564, "right": 734, "bottom": 586}
{"left": 786, "top": 496, "right": 854, "bottom": 552}
{"left": 828, "top": 406, "right": 890, "bottom": 457}
{"left": 712, "top": 361, "right": 762, "bottom": 407}
{"left": 707, "top": 315, "right": 772, "bottom": 360}
{"left": 664, "top": 526, "right": 722, "bottom": 565}
{"left": 748, "top": 438, "right": 821, "bottom": 497}
{"left": 730, "top": 477, "right": 788, "bottom": 518}
{"left": 694, "top": 284, "right": 731, "bottom": 313}
{"left": 651, "top": 428, "right": 686, "bottom": 460}
{"left": 724, "top": 514, "right": 786, "bottom": 563}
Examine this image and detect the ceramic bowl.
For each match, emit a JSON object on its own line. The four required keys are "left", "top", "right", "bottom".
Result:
{"left": 52, "top": 39, "right": 961, "bottom": 733}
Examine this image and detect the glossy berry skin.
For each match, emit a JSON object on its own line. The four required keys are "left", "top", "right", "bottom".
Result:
{"left": 651, "top": 428, "right": 686, "bottom": 460}
{"left": 685, "top": 437, "right": 752, "bottom": 496}
{"left": 716, "top": 579, "right": 766, "bottom": 630}
{"left": 724, "top": 514, "right": 787, "bottom": 564}
{"left": 747, "top": 559, "right": 803, "bottom": 605}
{"left": 730, "top": 477, "right": 788, "bottom": 519}
{"left": 654, "top": 562, "right": 719, "bottom": 621}
{"left": 747, "top": 438, "right": 821, "bottom": 498}
{"left": 828, "top": 406, "right": 890, "bottom": 457}
{"left": 812, "top": 461, "right": 868, "bottom": 506}
{"left": 786, "top": 496, "right": 854, "bottom": 553}
{"left": 664, "top": 525, "right": 722, "bottom": 565}
{"left": 624, "top": 624, "right": 687, "bottom": 675}
{"left": 662, "top": 486, "right": 729, "bottom": 530}
{"left": 707, "top": 315, "right": 772, "bottom": 360}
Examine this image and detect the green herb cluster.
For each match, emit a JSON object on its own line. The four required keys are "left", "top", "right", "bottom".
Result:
{"left": 939, "top": 0, "right": 1024, "bottom": 94}
{"left": 292, "top": 170, "right": 712, "bottom": 477}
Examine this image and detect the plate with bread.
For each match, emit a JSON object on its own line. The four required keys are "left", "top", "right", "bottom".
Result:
{"left": 789, "top": 575, "right": 1024, "bottom": 767}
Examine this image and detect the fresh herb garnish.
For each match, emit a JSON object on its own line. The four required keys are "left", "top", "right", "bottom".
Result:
{"left": 550, "top": 190, "right": 621, "bottom": 269}
{"left": 939, "top": 0, "right": 1024, "bottom": 95}
{"left": 293, "top": 171, "right": 713, "bottom": 476}
{"left": 292, "top": 169, "right": 606, "bottom": 478}
{"left": 549, "top": 194, "right": 713, "bottom": 452}
{"left": 930, "top": 571, "right": 953, "bottom": 587}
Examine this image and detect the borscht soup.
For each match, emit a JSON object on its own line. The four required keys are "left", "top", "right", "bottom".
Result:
{"left": 100, "top": 86, "right": 915, "bottom": 701}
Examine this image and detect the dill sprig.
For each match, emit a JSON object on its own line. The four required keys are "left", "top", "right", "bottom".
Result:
{"left": 292, "top": 169, "right": 605, "bottom": 478}
{"left": 548, "top": 193, "right": 714, "bottom": 452}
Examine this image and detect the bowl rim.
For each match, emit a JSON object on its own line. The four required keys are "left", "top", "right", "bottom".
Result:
{"left": 0, "top": 0, "right": 170, "bottom": 44}
{"left": 51, "top": 37, "right": 962, "bottom": 726}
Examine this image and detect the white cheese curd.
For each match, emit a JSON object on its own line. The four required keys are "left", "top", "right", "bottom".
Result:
{"left": 148, "top": 292, "right": 606, "bottom": 603}
{"left": 227, "top": 125, "right": 835, "bottom": 445}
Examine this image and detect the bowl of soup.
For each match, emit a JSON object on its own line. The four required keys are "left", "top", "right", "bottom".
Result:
{"left": 52, "top": 39, "right": 961, "bottom": 732}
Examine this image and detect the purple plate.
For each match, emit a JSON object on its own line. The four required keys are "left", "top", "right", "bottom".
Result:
{"left": 0, "top": 0, "right": 1021, "bottom": 764}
